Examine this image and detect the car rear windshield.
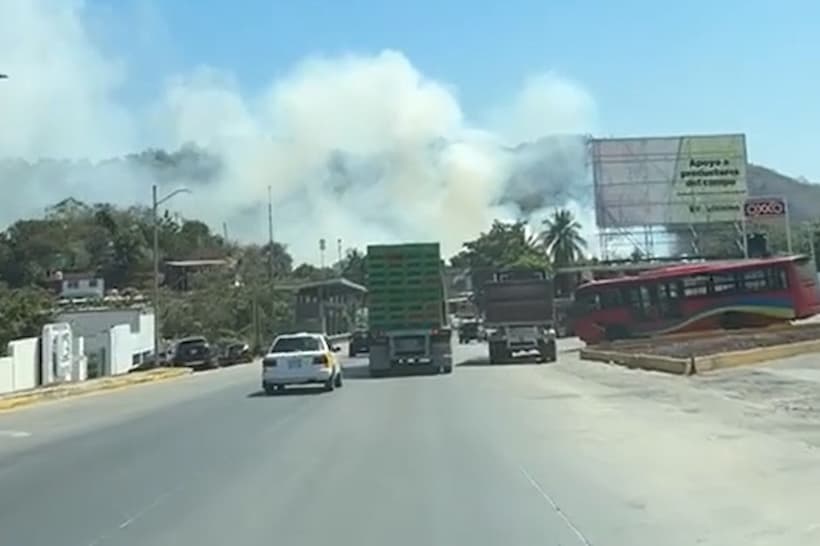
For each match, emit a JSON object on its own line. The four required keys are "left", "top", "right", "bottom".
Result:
{"left": 178, "top": 338, "right": 207, "bottom": 348}
{"left": 271, "top": 336, "right": 322, "bottom": 353}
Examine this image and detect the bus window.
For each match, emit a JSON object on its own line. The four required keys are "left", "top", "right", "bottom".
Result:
{"left": 620, "top": 286, "right": 639, "bottom": 312}
{"left": 711, "top": 272, "right": 739, "bottom": 294}
{"left": 742, "top": 268, "right": 768, "bottom": 291}
{"left": 682, "top": 275, "right": 710, "bottom": 297}
{"left": 769, "top": 266, "right": 788, "bottom": 289}
{"left": 657, "top": 281, "right": 682, "bottom": 318}
{"left": 574, "top": 289, "right": 600, "bottom": 312}
{"left": 599, "top": 288, "right": 621, "bottom": 309}
{"left": 620, "top": 285, "right": 651, "bottom": 320}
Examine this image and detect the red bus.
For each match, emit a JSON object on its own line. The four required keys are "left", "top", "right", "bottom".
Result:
{"left": 572, "top": 255, "right": 820, "bottom": 344}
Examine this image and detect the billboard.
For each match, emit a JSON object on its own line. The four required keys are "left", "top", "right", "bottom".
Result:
{"left": 592, "top": 134, "right": 748, "bottom": 228}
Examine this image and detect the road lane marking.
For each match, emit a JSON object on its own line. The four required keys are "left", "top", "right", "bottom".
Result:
{"left": 519, "top": 465, "right": 592, "bottom": 545}
{"left": 0, "top": 429, "right": 31, "bottom": 438}
{"left": 86, "top": 485, "right": 185, "bottom": 546}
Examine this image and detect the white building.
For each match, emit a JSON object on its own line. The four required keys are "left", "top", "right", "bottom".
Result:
{"left": 54, "top": 272, "right": 105, "bottom": 299}
{"left": 57, "top": 307, "right": 154, "bottom": 377}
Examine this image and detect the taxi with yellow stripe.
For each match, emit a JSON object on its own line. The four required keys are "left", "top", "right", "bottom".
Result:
{"left": 262, "top": 333, "right": 343, "bottom": 394}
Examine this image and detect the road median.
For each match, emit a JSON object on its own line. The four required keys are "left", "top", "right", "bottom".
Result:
{"left": 580, "top": 325, "right": 820, "bottom": 375}
{"left": 0, "top": 367, "right": 193, "bottom": 412}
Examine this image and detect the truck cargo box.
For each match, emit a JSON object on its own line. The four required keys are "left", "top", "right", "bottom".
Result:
{"left": 482, "top": 279, "right": 554, "bottom": 325}
{"left": 366, "top": 243, "right": 446, "bottom": 331}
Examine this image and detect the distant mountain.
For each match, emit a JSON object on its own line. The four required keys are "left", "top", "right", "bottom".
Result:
{"left": 747, "top": 164, "right": 819, "bottom": 223}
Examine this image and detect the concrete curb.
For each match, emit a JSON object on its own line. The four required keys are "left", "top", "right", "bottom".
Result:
{"left": 580, "top": 348, "right": 690, "bottom": 375}
{"left": 695, "top": 338, "right": 820, "bottom": 372}
{"left": 0, "top": 367, "right": 193, "bottom": 412}
{"left": 581, "top": 337, "right": 820, "bottom": 375}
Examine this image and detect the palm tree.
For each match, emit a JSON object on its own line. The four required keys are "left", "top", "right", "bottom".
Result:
{"left": 540, "top": 209, "right": 587, "bottom": 267}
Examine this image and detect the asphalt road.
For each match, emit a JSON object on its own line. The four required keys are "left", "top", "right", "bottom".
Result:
{"left": 1, "top": 340, "right": 820, "bottom": 545}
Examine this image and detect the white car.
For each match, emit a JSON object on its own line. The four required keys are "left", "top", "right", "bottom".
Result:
{"left": 262, "top": 333, "right": 343, "bottom": 394}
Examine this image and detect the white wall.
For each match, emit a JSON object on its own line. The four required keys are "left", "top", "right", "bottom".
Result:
{"left": 10, "top": 338, "right": 38, "bottom": 390}
{"left": 137, "top": 314, "right": 155, "bottom": 354}
{"left": 0, "top": 356, "right": 13, "bottom": 395}
{"left": 0, "top": 337, "right": 39, "bottom": 394}
{"left": 58, "top": 308, "right": 155, "bottom": 376}
{"left": 109, "top": 324, "right": 134, "bottom": 375}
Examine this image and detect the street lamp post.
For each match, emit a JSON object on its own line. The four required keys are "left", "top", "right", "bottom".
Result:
{"left": 152, "top": 185, "right": 191, "bottom": 367}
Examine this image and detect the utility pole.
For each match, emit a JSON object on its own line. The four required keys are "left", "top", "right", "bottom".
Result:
{"left": 337, "top": 238, "right": 343, "bottom": 265}
{"left": 319, "top": 238, "right": 326, "bottom": 271}
{"left": 267, "top": 186, "right": 274, "bottom": 280}
{"left": 222, "top": 222, "right": 228, "bottom": 241}
{"left": 152, "top": 185, "right": 191, "bottom": 367}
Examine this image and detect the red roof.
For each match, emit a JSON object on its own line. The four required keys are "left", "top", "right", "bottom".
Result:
{"left": 579, "top": 255, "right": 805, "bottom": 289}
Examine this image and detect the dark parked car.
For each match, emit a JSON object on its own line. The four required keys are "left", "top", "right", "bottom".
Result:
{"left": 216, "top": 339, "right": 253, "bottom": 365}
{"left": 348, "top": 329, "right": 369, "bottom": 357}
{"left": 171, "top": 336, "right": 216, "bottom": 369}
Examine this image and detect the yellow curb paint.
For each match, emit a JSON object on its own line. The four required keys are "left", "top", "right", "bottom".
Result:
{"left": 0, "top": 368, "right": 193, "bottom": 413}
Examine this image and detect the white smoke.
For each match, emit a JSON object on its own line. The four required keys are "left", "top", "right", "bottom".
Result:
{"left": 0, "top": 0, "right": 598, "bottom": 264}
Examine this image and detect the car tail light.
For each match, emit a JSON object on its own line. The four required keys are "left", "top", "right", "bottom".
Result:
{"left": 263, "top": 358, "right": 277, "bottom": 367}
{"left": 313, "top": 354, "right": 330, "bottom": 366}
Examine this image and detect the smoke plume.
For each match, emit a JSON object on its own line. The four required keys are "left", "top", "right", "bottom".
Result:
{"left": 0, "top": 0, "right": 598, "bottom": 263}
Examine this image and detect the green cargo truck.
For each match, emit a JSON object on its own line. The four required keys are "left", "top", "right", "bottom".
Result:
{"left": 366, "top": 243, "right": 453, "bottom": 376}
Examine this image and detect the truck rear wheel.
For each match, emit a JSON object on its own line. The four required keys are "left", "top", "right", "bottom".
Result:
{"left": 488, "top": 341, "right": 506, "bottom": 364}
{"left": 543, "top": 340, "right": 557, "bottom": 363}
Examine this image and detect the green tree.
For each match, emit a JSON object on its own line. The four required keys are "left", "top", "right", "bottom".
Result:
{"left": 540, "top": 209, "right": 587, "bottom": 267}
{"left": 293, "top": 263, "right": 332, "bottom": 280}
{"left": 450, "top": 220, "right": 548, "bottom": 270}
{"left": 337, "top": 248, "right": 366, "bottom": 285}
{"left": 0, "top": 285, "right": 55, "bottom": 355}
{"left": 1, "top": 219, "right": 68, "bottom": 287}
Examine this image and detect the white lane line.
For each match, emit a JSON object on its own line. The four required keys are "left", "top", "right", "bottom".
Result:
{"left": 86, "top": 485, "right": 184, "bottom": 545}
{"left": 118, "top": 486, "right": 180, "bottom": 529}
{"left": 519, "top": 465, "right": 593, "bottom": 546}
{"left": 0, "top": 429, "right": 31, "bottom": 438}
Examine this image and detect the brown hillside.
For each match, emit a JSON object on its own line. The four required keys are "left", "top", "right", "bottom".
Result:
{"left": 748, "top": 164, "right": 819, "bottom": 223}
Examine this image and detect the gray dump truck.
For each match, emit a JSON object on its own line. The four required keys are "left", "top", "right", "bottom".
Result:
{"left": 473, "top": 268, "right": 557, "bottom": 364}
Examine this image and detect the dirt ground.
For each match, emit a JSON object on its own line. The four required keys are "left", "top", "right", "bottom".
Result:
{"left": 604, "top": 325, "right": 820, "bottom": 358}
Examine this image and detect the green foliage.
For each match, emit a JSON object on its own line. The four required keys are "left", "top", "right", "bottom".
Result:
{"left": 0, "top": 284, "right": 55, "bottom": 355}
{"left": 0, "top": 198, "right": 305, "bottom": 350}
{"left": 336, "top": 248, "right": 366, "bottom": 285}
{"left": 0, "top": 198, "right": 231, "bottom": 290}
{"left": 159, "top": 269, "right": 293, "bottom": 350}
{"left": 450, "top": 220, "right": 549, "bottom": 270}
{"left": 292, "top": 262, "right": 334, "bottom": 281}
{"left": 539, "top": 209, "right": 587, "bottom": 267}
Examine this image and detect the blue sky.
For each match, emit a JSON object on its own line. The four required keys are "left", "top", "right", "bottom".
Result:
{"left": 87, "top": 0, "right": 818, "bottom": 180}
